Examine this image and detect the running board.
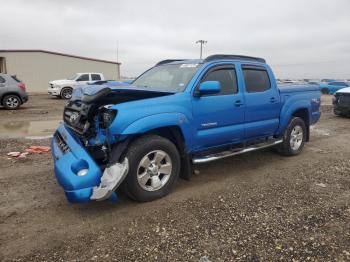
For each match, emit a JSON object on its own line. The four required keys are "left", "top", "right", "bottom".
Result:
{"left": 192, "top": 139, "right": 283, "bottom": 164}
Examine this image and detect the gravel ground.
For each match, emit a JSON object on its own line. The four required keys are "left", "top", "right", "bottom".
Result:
{"left": 0, "top": 94, "right": 349, "bottom": 261}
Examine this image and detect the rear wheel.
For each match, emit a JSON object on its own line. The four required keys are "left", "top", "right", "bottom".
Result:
{"left": 60, "top": 87, "right": 73, "bottom": 99}
{"left": 278, "top": 117, "right": 306, "bottom": 156}
{"left": 3, "top": 95, "right": 21, "bottom": 110}
{"left": 123, "top": 135, "right": 180, "bottom": 202}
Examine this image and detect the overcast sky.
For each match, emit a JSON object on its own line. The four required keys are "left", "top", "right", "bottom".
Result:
{"left": 1, "top": 0, "right": 349, "bottom": 79}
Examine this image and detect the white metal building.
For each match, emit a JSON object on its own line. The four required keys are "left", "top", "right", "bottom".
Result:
{"left": 0, "top": 50, "right": 121, "bottom": 92}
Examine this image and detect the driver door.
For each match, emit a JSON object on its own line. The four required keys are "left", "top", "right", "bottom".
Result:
{"left": 76, "top": 74, "right": 91, "bottom": 85}
{"left": 192, "top": 65, "right": 245, "bottom": 151}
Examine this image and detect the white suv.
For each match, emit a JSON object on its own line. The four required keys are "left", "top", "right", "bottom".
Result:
{"left": 48, "top": 73, "right": 105, "bottom": 99}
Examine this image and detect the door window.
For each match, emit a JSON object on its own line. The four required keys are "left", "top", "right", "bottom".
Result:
{"left": 76, "top": 74, "right": 89, "bottom": 81}
{"left": 200, "top": 67, "right": 238, "bottom": 95}
{"left": 91, "top": 74, "right": 101, "bottom": 81}
{"left": 243, "top": 67, "right": 271, "bottom": 93}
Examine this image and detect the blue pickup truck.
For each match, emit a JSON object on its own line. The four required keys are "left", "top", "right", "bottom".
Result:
{"left": 51, "top": 54, "right": 321, "bottom": 203}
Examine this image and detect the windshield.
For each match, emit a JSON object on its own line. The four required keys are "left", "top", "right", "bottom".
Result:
{"left": 132, "top": 64, "right": 200, "bottom": 92}
{"left": 67, "top": 74, "right": 78, "bottom": 80}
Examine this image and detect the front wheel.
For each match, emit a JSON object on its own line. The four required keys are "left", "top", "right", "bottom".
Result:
{"left": 123, "top": 135, "right": 180, "bottom": 202}
{"left": 60, "top": 87, "right": 73, "bottom": 99}
{"left": 278, "top": 117, "right": 306, "bottom": 156}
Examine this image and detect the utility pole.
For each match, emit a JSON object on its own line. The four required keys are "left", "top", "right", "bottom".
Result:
{"left": 196, "top": 40, "right": 207, "bottom": 59}
{"left": 116, "top": 40, "right": 119, "bottom": 63}
{"left": 116, "top": 40, "right": 120, "bottom": 80}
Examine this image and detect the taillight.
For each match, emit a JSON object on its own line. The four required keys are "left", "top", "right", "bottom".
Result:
{"left": 18, "top": 83, "right": 26, "bottom": 91}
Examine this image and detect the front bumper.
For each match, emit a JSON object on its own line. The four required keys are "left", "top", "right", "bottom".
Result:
{"left": 52, "top": 124, "right": 128, "bottom": 203}
{"left": 48, "top": 87, "right": 61, "bottom": 96}
{"left": 52, "top": 124, "right": 103, "bottom": 203}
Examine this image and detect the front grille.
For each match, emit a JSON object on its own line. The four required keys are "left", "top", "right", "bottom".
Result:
{"left": 54, "top": 132, "right": 70, "bottom": 154}
{"left": 63, "top": 101, "right": 92, "bottom": 135}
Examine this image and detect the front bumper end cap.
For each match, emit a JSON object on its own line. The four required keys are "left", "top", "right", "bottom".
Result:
{"left": 90, "top": 158, "right": 129, "bottom": 201}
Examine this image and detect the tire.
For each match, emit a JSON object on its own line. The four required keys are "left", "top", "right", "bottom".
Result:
{"left": 2, "top": 95, "right": 21, "bottom": 110}
{"left": 60, "top": 87, "right": 73, "bottom": 99}
{"left": 123, "top": 135, "right": 180, "bottom": 202}
{"left": 278, "top": 117, "right": 306, "bottom": 156}
{"left": 321, "top": 88, "right": 329, "bottom": 94}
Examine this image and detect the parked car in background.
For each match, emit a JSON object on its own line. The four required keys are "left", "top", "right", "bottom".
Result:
{"left": 51, "top": 54, "right": 321, "bottom": 203}
{"left": 0, "top": 73, "right": 28, "bottom": 109}
{"left": 308, "top": 81, "right": 319, "bottom": 85}
{"left": 333, "top": 87, "right": 350, "bottom": 117}
{"left": 319, "top": 81, "right": 349, "bottom": 94}
{"left": 48, "top": 73, "right": 105, "bottom": 99}
{"left": 321, "top": 79, "right": 335, "bottom": 83}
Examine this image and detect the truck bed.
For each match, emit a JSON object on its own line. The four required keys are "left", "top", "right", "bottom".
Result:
{"left": 278, "top": 84, "right": 320, "bottom": 93}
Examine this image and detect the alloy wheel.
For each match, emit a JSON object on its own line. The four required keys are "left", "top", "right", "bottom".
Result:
{"left": 290, "top": 125, "right": 303, "bottom": 151}
{"left": 137, "top": 150, "right": 172, "bottom": 192}
{"left": 5, "top": 96, "right": 20, "bottom": 109}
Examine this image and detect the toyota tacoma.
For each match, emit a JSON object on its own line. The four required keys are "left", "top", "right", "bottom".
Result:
{"left": 51, "top": 54, "right": 321, "bottom": 203}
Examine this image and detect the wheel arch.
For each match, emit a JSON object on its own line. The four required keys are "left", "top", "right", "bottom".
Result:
{"left": 278, "top": 100, "right": 311, "bottom": 141}
{"left": 1, "top": 92, "right": 23, "bottom": 105}
{"left": 117, "top": 122, "right": 193, "bottom": 180}
{"left": 292, "top": 108, "right": 310, "bottom": 141}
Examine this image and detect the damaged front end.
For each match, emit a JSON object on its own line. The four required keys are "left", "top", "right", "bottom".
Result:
{"left": 52, "top": 87, "right": 125, "bottom": 203}
{"left": 52, "top": 85, "right": 174, "bottom": 203}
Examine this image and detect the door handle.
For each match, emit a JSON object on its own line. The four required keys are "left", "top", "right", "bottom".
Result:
{"left": 234, "top": 100, "right": 244, "bottom": 107}
{"left": 269, "top": 97, "right": 277, "bottom": 103}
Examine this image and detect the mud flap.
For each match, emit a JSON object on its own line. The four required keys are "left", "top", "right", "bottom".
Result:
{"left": 90, "top": 158, "right": 129, "bottom": 201}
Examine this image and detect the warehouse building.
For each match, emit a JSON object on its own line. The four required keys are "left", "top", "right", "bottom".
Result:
{"left": 0, "top": 50, "right": 121, "bottom": 92}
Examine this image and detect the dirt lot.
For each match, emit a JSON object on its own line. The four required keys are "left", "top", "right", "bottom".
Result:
{"left": 0, "top": 94, "right": 349, "bottom": 261}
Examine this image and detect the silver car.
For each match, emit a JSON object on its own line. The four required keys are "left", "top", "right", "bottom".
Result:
{"left": 0, "top": 73, "right": 28, "bottom": 109}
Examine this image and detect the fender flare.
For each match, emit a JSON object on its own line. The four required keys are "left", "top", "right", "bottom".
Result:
{"left": 120, "top": 112, "right": 194, "bottom": 148}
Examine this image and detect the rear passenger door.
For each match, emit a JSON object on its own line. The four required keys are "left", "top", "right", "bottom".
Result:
{"left": 192, "top": 65, "right": 245, "bottom": 150}
{"left": 242, "top": 65, "right": 281, "bottom": 139}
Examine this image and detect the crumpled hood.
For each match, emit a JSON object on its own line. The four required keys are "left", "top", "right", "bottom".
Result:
{"left": 71, "top": 83, "right": 175, "bottom": 105}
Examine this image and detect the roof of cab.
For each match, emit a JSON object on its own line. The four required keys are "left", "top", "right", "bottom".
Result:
{"left": 155, "top": 54, "right": 266, "bottom": 67}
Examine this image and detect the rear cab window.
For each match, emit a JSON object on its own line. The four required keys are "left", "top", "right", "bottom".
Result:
{"left": 199, "top": 65, "right": 238, "bottom": 96}
{"left": 242, "top": 65, "right": 271, "bottom": 93}
{"left": 91, "top": 74, "right": 101, "bottom": 81}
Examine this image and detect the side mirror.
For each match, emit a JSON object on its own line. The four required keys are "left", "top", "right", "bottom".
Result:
{"left": 198, "top": 81, "right": 221, "bottom": 95}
